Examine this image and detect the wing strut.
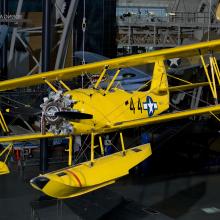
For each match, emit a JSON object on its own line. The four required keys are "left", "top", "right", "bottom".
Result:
{"left": 43, "top": 78, "right": 58, "bottom": 93}
{"left": 212, "top": 57, "right": 220, "bottom": 85}
{"left": 59, "top": 80, "right": 71, "bottom": 91}
{"left": 120, "top": 132, "right": 126, "bottom": 156}
{"left": 0, "top": 111, "right": 9, "bottom": 133}
{"left": 89, "top": 132, "right": 127, "bottom": 167}
{"left": 104, "top": 68, "right": 121, "bottom": 94}
{"left": 90, "top": 133, "right": 95, "bottom": 166}
{"left": 45, "top": 78, "right": 72, "bottom": 92}
{"left": 98, "top": 136, "right": 104, "bottom": 156}
{"left": 94, "top": 65, "right": 109, "bottom": 89}
{"left": 67, "top": 135, "right": 73, "bottom": 166}
{"left": 200, "top": 55, "right": 218, "bottom": 103}
{"left": 0, "top": 143, "right": 13, "bottom": 175}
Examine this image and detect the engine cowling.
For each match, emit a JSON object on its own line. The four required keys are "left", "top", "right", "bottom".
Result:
{"left": 40, "top": 91, "right": 75, "bottom": 135}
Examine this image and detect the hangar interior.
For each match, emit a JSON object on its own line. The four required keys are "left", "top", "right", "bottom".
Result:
{"left": 1, "top": 0, "right": 220, "bottom": 219}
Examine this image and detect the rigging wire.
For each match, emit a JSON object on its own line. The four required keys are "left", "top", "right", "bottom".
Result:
{"left": 0, "top": 95, "right": 31, "bottom": 108}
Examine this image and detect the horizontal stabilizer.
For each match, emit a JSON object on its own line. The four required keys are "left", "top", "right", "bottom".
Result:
{"left": 30, "top": 144, "right": 152, "bottom": 198}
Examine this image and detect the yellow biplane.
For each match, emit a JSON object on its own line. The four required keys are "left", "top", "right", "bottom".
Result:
{"left": 1, "top": 39, "right": 220, "bottom": 198}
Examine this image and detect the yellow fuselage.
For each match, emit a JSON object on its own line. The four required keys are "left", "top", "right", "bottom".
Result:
{"left": 66, "top": 88, "right": 169, "bottom": 135}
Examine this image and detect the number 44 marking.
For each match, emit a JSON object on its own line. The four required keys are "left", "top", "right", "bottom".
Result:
{"left": 130, "top": 98, "right": 143, "bottom": 114}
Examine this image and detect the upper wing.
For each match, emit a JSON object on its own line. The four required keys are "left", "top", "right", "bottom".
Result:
{"left": 100, "top": 104, "right": 220, "bottom": 134}
{"left": 0, "top": 39, "right": 220, "bottom": 91}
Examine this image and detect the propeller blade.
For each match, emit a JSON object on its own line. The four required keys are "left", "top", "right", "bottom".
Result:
{"left": 55, "top": 111, "right": 93, "bottom": 120}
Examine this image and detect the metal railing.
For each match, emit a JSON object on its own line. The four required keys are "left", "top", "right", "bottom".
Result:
{"left": 117, "top": 11, "right": 212, "bottom": 26}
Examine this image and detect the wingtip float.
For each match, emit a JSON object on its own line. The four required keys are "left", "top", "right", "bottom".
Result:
{"left": 30, "top": 144, "right": 152, "bottom": 199}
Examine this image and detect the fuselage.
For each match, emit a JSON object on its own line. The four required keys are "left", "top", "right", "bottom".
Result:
{"left": 65, "top": 87, "right": 169, "bottom": 135}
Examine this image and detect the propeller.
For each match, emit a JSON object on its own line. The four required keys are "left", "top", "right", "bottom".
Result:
{"left": 55, "top": 111, "right": 93, "bottom": 120}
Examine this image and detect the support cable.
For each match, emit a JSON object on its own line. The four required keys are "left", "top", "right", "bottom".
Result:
{"left": 208, "top": 0, "right": 212, "bottom": 41}
{"left": 81, "top": 0, "right": 86, "bottom": 88}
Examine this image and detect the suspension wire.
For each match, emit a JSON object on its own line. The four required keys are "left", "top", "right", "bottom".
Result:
{"left": 182, "top": 0, "right": 187, "bottom": 13}
{"left": 208, "top": 0, "right": 212, "bottom": 41}
{"left": 80, "top": 0, "right": 98, "bottom": 88}
{"left": 81, "top": 0, "right": 86, "bottom": 88}
{"left": 82, "top": 0, "right": 86, "bottom": 65}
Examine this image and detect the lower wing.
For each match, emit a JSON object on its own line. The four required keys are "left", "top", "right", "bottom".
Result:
{"left": 100, "top": 104, "right": 220, "bottom": 134}
{"left": 0, "top": 133, "right": 67, "bottom": 143}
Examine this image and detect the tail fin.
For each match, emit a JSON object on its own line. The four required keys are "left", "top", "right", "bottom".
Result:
{"left": 150, "top": 60, "right": 168, "bottom": 95}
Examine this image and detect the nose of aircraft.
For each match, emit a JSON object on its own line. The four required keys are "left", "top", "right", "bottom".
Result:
{"left": 30, "top": 176, "right": 50, "bottom": 190}
{"left": 30, "top": 173, "right": 84, "bottom": 198}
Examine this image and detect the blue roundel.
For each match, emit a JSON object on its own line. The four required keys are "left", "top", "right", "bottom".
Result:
{"left": 143, "top": 96, "right": 158, "bottom": 117}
